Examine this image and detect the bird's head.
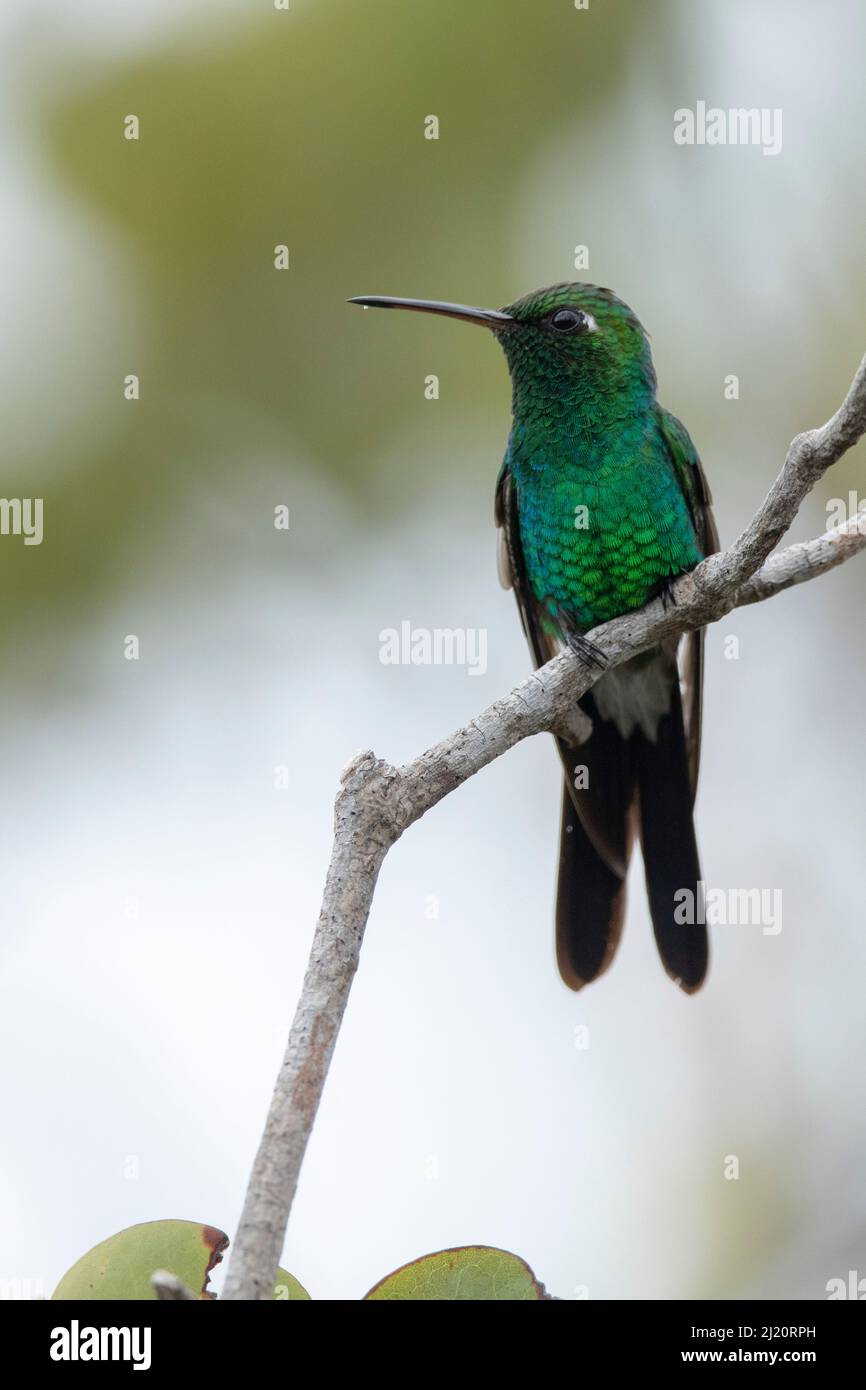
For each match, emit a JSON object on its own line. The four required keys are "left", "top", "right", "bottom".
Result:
{"left": 349, "top": 282, "right": 656, "bottom": 407}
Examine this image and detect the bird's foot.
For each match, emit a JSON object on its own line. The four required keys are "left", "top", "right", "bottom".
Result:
{"left": 658, "top": 577, "right": 679, "bottom": 612}
{"left": 565, "top": 632, "right": 607, "bottom": 671}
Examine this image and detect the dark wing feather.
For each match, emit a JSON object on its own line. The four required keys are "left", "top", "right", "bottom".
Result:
{"left": 494, "top": 463, "right": 549, "bottom": 664}
{"left": 634, "top": 678, "right": 708, "bottom": 992}
{"left": 658, "top": 409, "right": 720, "bottom": 799}
{"left": 556, "top": 785, "right": 628, "bottom": 989}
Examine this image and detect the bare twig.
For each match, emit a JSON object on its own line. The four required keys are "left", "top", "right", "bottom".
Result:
{"left": 222, "top": 353, "right": 866, "bottom": 1299}
{"left": 736, "top": 508, "right": 866, "bottom": 606}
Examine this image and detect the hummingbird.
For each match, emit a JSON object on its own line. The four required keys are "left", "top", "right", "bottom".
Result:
{"left": 350, "top": 284, "right": 718, "bottom": 992}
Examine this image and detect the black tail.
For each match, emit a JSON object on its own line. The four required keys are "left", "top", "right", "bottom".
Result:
{"left": 555, "top": 682, "right": 707, "bottom": 993}
{"left": 554, "top": 693, "right": 635, "bottom": 989}
{"left": 634, "top": 681, "right": 708, "bottom": 992}
{"left": 556, "top": 785, "right": 628, "bottom": 988}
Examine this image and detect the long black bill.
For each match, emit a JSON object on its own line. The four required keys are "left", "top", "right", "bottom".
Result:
{"left": 348, "top": 295, "right": 514, "bottom": 329}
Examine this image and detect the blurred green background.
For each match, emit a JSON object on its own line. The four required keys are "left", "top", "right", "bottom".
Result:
{"left": 2, "top": 0, "right": 865, "bottom": 1301}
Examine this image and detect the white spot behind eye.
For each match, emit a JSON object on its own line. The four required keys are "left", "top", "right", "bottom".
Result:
{"left": 584, "top": 313, "right": 598, "bottom": 332}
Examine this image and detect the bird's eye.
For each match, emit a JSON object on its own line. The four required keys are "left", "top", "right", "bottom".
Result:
{"left": 549, "top": 308, "right": 586, "bottom": 333}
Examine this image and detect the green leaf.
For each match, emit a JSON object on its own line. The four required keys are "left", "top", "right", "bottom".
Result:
{"left": 363, "top": 1246, "right": 552, "bottom": 1301}
{"left": 274, "top": 1267, "right": 311, "bottom": 1301}
{"left": 51, "top": 1221, "right": 312, "bottom": 1301}
{"left": 52, "top": 1220, "right": 229, "bottom": 1301}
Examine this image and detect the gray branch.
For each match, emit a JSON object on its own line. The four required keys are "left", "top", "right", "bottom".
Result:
{"left": 222, "top": 352, "right": 866, "bottom": 1300}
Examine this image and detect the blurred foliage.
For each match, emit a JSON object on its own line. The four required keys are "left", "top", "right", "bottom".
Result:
{"left": 44, "top": 0, "right": 635, "bottom": 455}
{"left": 2, "top": 0, "right": 640, "bottom": 648}
{"left": 6, "top": 0, "right": 863, "bottom": 669}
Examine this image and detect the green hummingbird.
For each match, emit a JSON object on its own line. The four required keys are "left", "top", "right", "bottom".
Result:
{"left": 350, "top": 283, "right": 718, "bottom": 992}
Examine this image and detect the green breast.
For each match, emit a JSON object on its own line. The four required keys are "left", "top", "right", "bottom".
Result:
{"left": 509, "top": 413, "right": 702, "bottom": 630}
